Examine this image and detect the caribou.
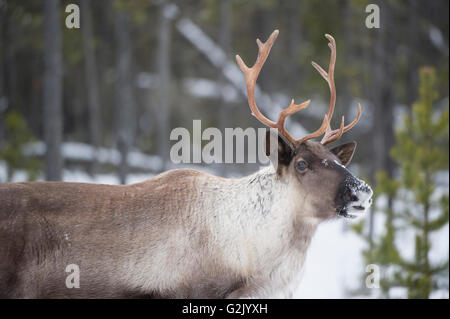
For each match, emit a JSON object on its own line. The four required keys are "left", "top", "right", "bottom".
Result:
{"left": 0, "top": 30, "right": 372, "bottom": 298}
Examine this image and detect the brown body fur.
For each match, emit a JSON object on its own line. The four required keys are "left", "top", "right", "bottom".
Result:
{"left": 0, "top": 170, "right": 241, "bottom": 298}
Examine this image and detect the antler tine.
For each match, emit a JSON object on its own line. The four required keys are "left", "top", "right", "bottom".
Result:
{"left": 278, "top": 99, "right": 311, "bottom": 142}
{"left": 321, "top": 116, "right": 345, "bottom": 145}
{"left": 311, "top": 34, "right": 336, "bottom": 124}
{"left": 304, "top": 33, "right": 362, "bottom": 146}
{"left": 236, "top": 30, "right": 311, "bottom": 145}
{"left": 297, "top": 114, "right": 330, "bottom": 145}
{"left": 321, "top": 103, "right": 362, "bottom": 145}
{"left": 295, "top": 33, "right": 337, "bottom": 145}
{"left": 236, "top": 30, "right": 280, "bottom": 128}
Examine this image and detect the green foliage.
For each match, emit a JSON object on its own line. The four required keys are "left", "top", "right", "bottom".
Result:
{"left": 357, "top": 67, "right": 449, "bottom": 298}
{"left": 0, "top": 111, "right": 41, "bottom": 181}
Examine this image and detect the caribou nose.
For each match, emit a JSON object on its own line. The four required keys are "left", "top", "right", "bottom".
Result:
{"left": 348, "top": 181, "right": 373, "bottom": 211}
{"left": 338, "top": 178, "right": 373, "bottom": 216}
{"left": 353, "top": 184, "right": 373, "bottom": 210}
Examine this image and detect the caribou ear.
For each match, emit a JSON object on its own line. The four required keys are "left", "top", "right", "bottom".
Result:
{"left": 265, "top": 129, "right": 294, "bottom": 169}
{"left": 330, "top": 141, "right": 357, "bottom": 166}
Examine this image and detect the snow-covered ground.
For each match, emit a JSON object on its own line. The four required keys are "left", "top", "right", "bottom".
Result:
{"left": 294, "top": 220, "right": 367, "bottom": 298}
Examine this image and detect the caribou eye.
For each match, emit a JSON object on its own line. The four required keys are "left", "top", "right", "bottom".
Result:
{"left": 296, "top": 160, "right": 308, "bottom": 171}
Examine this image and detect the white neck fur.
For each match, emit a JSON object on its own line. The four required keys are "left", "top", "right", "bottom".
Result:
{"left": 208, "top": 165, "right": 319, "bottom": 297}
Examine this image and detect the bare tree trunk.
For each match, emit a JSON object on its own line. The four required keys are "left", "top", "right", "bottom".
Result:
{"left": 43, "top": 0, "right": 63, "bottom": 181}
{"left": 0, "top": 1, "right": 6, "bottom": 145}
{"left": 342, "top": 1, "right": 354, "bottom": 110}
{"left": 368, "top": 3, "right": 396, "bottom": 248}
{"left": 114, "top": 10, "right": 135, "bottom": 185}
{"left": 371, "top": 7, "right": 395, "bottom": 179}
{"left": 286, "top": 0, "right": 302, "bottom": 93}
{"left": 81, "top": 0, "right": 102, "bottom": 176}
{"left": 4, "top": 0, "right": 16, "bottom": 114}
{"left": 406, "top": 0, "right": 419, "bottom": 108}
{"left": 217, "top": 0, "right": 231, "bottom": 176}
{"left": 30, "top": 55, "right": 41, "bottom": 135}
{"left": 156, "top": 0, "right": 174, "bottom": 170}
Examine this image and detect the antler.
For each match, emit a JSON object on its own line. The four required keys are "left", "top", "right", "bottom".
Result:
{"left": 236, "top": 31, "right": 362, "bottom": 146}
{"left": 236, "top": 30, "right": 311, "bottom": 145}
{"left": 310, "top": 34, "right": 362, "bottom": 146}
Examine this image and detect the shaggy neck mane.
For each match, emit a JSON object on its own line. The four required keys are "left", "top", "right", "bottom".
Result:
{"left": 204, "top": 165, "right": 318, "bottom": 297}
{"left": 220, "top": 165, "right": 319, "bottom": 250}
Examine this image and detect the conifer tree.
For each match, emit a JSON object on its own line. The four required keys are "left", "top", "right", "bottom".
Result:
{"left": 354, "top": 67, "right": 449, "bottom": 298}
{"left": 0, "top": 111, "right": 41, "bottom": 181}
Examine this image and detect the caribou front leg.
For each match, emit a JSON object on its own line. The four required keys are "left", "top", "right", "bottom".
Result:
{"left": 225, "top": 284, "right": 295, "bottom": 299}
{"left": 225, "top": 276, "right": 301, "bottom": 299}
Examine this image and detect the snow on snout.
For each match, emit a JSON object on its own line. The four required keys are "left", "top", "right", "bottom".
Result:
{"left": 333, "top": 160, "right": 373, "bottom": 215}
{"left": 346, "top": 176, "right": 373, "bottom": 214}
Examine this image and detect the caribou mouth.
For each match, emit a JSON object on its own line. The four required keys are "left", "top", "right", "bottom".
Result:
{"left": 337, "top": 187, "right": 373, "bottom": 219}
{"left": 336, "top": 205, "right": 367, "bottom": 219}
{"left": 337, "top": 208, "right": 357, "bottom": 219}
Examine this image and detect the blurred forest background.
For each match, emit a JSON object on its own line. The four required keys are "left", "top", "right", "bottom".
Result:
{"left": 0, "top": 0, "right": 448, "bottom": 298}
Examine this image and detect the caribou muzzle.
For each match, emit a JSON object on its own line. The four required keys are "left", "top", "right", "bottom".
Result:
{"left": 335, "top": 167, "right": 373, "bottom": 219}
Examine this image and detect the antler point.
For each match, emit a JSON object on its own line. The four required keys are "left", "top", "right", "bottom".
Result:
{"left": 236, "top": 55, "right": 249, "bottom": 72}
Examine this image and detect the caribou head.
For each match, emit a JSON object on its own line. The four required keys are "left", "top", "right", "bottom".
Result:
{"left": 236, "top": 30, "right": 373, "bottom": 221}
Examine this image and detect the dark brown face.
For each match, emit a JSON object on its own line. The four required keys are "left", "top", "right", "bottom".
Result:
{"left": 266, "top": 131, "right": 373, "bottom": 220}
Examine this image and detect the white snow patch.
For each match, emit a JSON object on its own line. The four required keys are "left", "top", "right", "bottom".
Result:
{"left": 294, "top": 220, "right": 366, "bottom": 298}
